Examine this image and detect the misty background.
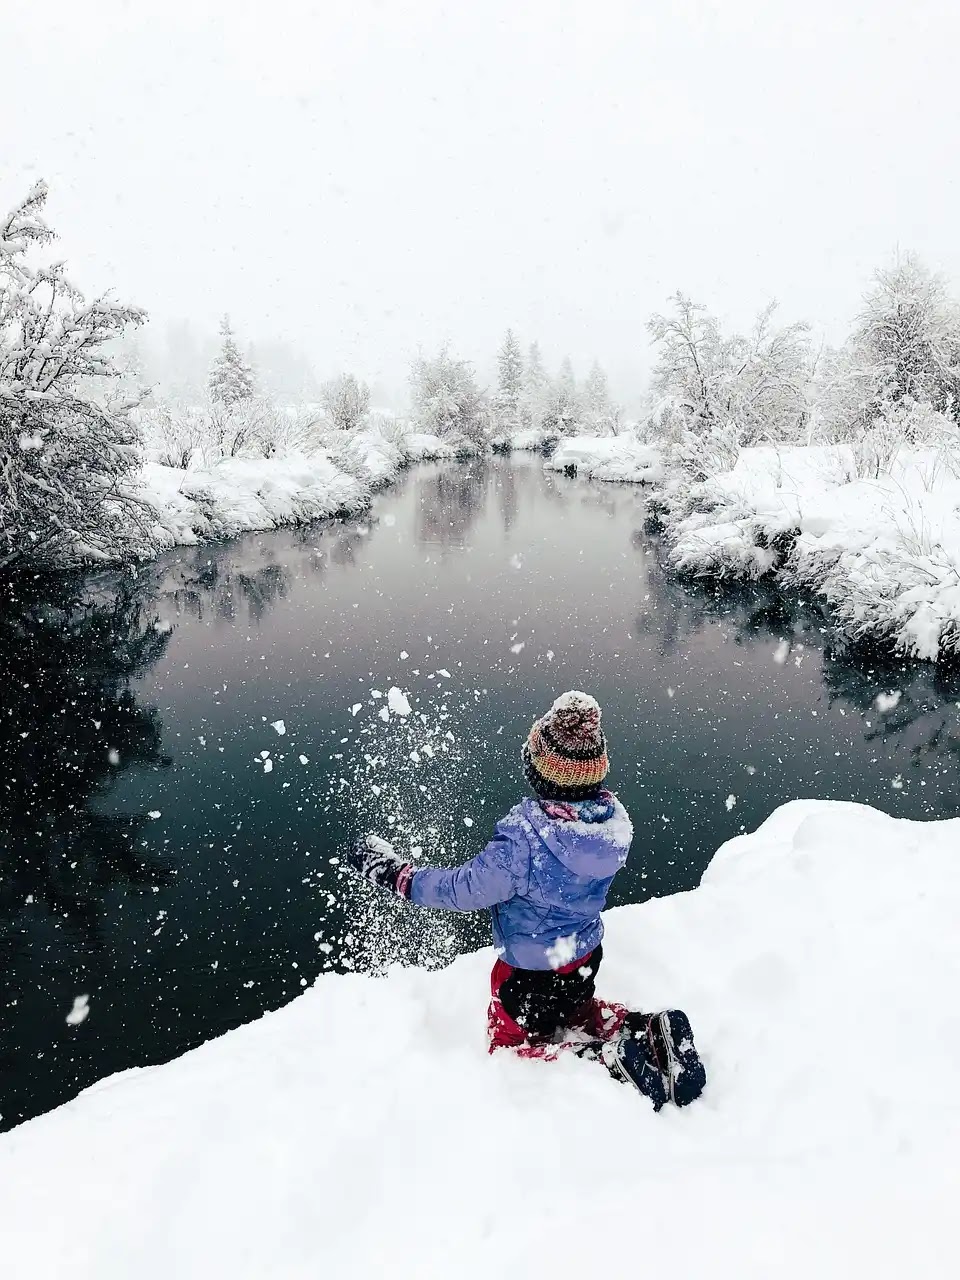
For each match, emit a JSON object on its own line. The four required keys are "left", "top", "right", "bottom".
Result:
{"left": 4, "top": 0, "right": 959, "bottom": 408}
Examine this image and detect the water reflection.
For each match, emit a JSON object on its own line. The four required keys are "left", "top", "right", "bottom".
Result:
{"left": 415, "top": 461, "right": 490, "bottom": 548}
{"left": 634, "top": 527, "right": 960, "bottom": 806}
{"left": 0, "top": 572, "right": 177, "bottom": 1100}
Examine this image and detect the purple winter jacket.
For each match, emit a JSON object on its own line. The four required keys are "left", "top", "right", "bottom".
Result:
{"left": 409, "top": 796, "right": 633, "bottom": 970}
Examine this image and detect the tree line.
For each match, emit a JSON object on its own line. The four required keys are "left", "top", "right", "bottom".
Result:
{"left": 5, "top": 178, "right": 960, "bottom": 571}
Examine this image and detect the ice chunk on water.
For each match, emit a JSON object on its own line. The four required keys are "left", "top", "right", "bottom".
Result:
{"left": 271, "top": 720, "right": 286, "bottom": 736}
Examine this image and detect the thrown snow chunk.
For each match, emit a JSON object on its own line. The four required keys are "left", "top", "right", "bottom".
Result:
{"left": 378, "top": 707, "right": 390, "bottom": 723}
{"left": 350, "top": 703, "right": 362, "bottom": 716}
{"left": 259, "top": 750, "right": 270, "bottom": 760}
{"left": 436, "top": 669, "right": 451, "bottom": 678}
{"left": 463, "top": 817, "right": 474, "bottom": 827}
{"left": 66, "top": 994, "right": 90, "bottom": 1026}
{"left": 263, "top": 759, "right": 273, "bottom": 774}
{"left": 726, "top": 795, "right": 737, "bottom": 811}
{"left": 875, "top": 691, "right": 902, "bottom": 714}
{"left": 545, "top": 933, "right": 578, "bottom": 970}
{"left": 107, "top": 748, "right": 120, "bottom": 766}
{"left": 509, "top": 553, "right": 523, "bottom": 569}
{"left": 546, "top": 650, "right": 555, "bottom": 661}
{"left": 371, "top": 689, "right": 383, "bottom": 698}
{"left": 891, "top": 774, "right": 904, "bottom": 790}
{"left": 387, "top": 687, "right": 412, "bottom": 716}
{"left": 667, "top": 687, "right": 675, "bottom": 699}
{"left": 147, "top": 810, "right": 161, "bottom": 820}
{"left": 383, "top": 513, "right": 396, "bottom": 527}
{"left": 271, "top": 720, "right": 286, "bottom": 736}
{"left": 773, "top": 639, "right": 790, "bottom": 665}
{"left": 409, "top": 750, "right": 421, "bottom": 763}
{"left": 299, "top": 755, "right": 309, "bottom": 765}
{"left": 400, "top": 651, "right": 409, "bottom": 660}
{"left": 510, "top": 643, "right": 525, "bottom": 655}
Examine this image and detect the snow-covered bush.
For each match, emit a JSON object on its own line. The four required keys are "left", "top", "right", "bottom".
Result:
{"left": 818, "top": 256, "right": 960, "bottom": 447}
{"left": 140, "top": 397, "right": 324, "bottom": 467}
{"left": 647, "top": 294, "right": 812, "bottom": 470}
{"left": 321, "top": 374, "right": 370, "bottom": 432}
{"left": 410, "top": 347, "right": 491, "bottom": 444}
{"left": 0, "top": 181, "right": 151, "bottom": 570}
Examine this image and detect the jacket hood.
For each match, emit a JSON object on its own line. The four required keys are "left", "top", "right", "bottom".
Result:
{"left": 520, "top": 796, "right": 632, "bottom": 878}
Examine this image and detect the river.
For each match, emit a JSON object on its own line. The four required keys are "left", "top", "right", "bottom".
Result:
{"left": 2, "top": 454, "right": 958, "bottom": 1130}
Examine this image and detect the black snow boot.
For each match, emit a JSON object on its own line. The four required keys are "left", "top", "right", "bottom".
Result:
{"left": 620, "top": 1009, "right": 706, "bottom": 1108}
{"left": 600, "top": 1025, "right": 668, "bottom": 1111}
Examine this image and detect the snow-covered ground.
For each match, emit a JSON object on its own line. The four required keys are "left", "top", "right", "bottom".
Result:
{"left": 546, "top": 434, "right": 664, "bottom": 483}
{"left": 2, "top": 799, "right": 957, "bottom": 1279}
{"left": 667, "top": 445, "right": 960, "bottom": 661}
{"left": 136, "top": 429, "right": 455, "bottom": 551}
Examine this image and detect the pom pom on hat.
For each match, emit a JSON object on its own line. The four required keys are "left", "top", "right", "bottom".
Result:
{"left": 522, "top": 690, "right": 609, "bottom": 801}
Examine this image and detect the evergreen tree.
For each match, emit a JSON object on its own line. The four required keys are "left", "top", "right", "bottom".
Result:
{"left": 520, "top": 340, "right": 549, "bottom": 429}
{"left": 494, "top": 329, "right": 524, "bottom": 431}
{"left": 583, "top": 360, "right": 610, "bottom": 414}
{"left": 208, "top": 316, "right": 256, "bottom": 407}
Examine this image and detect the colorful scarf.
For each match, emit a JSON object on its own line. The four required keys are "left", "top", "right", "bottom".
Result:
{"left": 539, "top": 788, "right": 616, "bottom": 824}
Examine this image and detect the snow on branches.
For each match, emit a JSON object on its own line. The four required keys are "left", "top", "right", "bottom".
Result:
{"left": 0, "top": 181, "right": 150, "bottom": 571}
{"left": 209, "top": 315, "right": 256, "bottom": 408}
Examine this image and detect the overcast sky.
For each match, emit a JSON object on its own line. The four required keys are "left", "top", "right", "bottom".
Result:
{"left": 4, "top": 0, "right": 960, "bottom": 401}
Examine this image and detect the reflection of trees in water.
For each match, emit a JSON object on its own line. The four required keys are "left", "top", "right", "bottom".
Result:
{"left": 635, "top": 528, "right": 960, "bottom": 786}
{"left": 494, "top": 463, "right": 518, "bottom": 532}
{"left": 415, "top": 462, "right": 490, "bottom": 548}
{"left": 0, "top": 573, "right": 174, "bottom": 960}
{"left": 149, "top": 520, "right": 375, "bottom": 623}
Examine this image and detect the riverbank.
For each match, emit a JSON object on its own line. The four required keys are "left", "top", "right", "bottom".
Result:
{"left": 1, "top": 798, "right": 956, "bottom": 1279}
{"left": 135, "top": 427, "right": 462, "bottom": 550}
{"left": 551, "top": 434, "right": 960, "bottom": 662}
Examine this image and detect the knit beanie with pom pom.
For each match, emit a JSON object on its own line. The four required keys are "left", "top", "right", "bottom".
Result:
{"left": 522, "top": 690, "right": 609, "bottom": 801}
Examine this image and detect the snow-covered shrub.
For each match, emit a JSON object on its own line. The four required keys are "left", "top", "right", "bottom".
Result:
{"left": 140, "top": 401, "right": 207, "bottom": 468}
{"left": 647, "top": 294, "right": 812, "bottom": 466}
{"left": 410, "top": 347, "right": 491, "bottom": 444}
{"left": 819, "top": 256, "right": 960, "bottom": 446}
{"left": 321, "top": 374, "right": 370, "bottom": 432}
{"left": 0, "top": 181, "right": 152, "bottom": 570}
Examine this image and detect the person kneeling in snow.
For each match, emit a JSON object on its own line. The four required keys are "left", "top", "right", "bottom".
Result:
{"left": 346, "top": 690, "right": 705, "bottom": 1109}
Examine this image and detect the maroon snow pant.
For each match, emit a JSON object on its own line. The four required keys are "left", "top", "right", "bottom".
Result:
{"left": 486, "top": 945, "right": 628, "bottom": 1060}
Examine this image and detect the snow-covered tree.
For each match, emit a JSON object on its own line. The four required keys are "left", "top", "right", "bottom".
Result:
{"left": 520, "top": 340, "right": 549, "bottom": 430}
{"left": 539, "top": 356, "right": 582, "bottom": 436}
{"left": 321, "top": 374, "right": 371, "bottom": 432}
{"left": 494, "top": 329, "right": 524, "bottom": 432}
{"left": 410, "top": 347, "right": 490, "bottom": 444}
{"left": 583, "top": 360, "right": 610, "bottom": 415}
{"left": 0, "top": 181, "right": 149, "bottom": 570}
{"left": 208, "top": 315, "right": 256, "bottom": 407}
{"left": 647, "top": 293, "right": 811, "bottom": 465}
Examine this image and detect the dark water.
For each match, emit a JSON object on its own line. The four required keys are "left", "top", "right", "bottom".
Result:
{"left": 3, "top": 455, "right": 960, "bottom": 1130}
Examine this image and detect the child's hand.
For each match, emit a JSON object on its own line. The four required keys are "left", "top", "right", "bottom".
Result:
{"left": 345, "top": 833, "right": 416, "bottom": 899}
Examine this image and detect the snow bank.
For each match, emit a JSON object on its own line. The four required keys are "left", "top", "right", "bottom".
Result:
{"left": 547, "top": 434, "right": 665, "bottom": 483}
{"left": 134, "top": 426, "right": 459, "bottom": 553}
{"left": 139, "top": 451, "right": 370, "bottom": 548}
{"left": 2, "top": 800, "right": 958, "bottom": 1279}
{"left": 668, "top": 444, "right": 960, "bottom": 660}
